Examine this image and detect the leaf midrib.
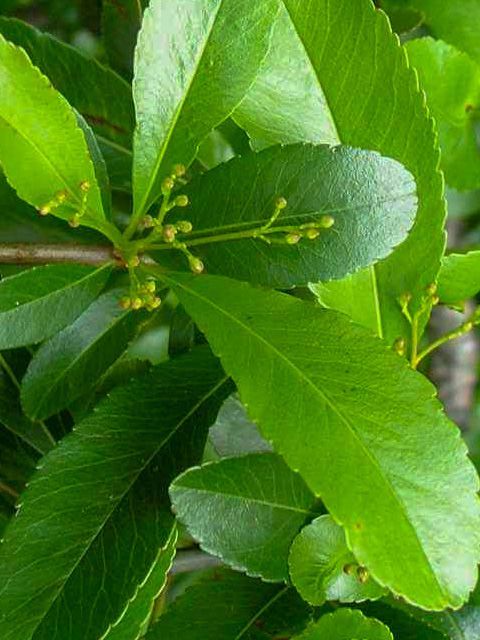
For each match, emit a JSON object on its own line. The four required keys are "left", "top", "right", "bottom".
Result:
{"left": 12, "top": 374, "right": 230, "bottom": 637}
{"left": 167, "top": 275, "right": 442, "bottom": 598}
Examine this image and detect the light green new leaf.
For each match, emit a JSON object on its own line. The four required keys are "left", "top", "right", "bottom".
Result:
{"left": 132, "top": 0, "right": 278, "bottom": 219}
{"left": 296, "top": 609, "right": 393, "bottom": 640}
{"left": 234, "top": 0, "right": 444, "bottom": 342}
{"left": 0, "top": 18, "right": 134, "bottom": 148}
{"left": 20, "top": 288, "right": 146, "bottom": 420}
{"left": 170, "top": 452, "right": 319, "bottom": 581}
{"left": 159, "top": 144, "right": 417, "bottom": 288}
{"left": 408, "top": 0, "right": 480, "bottom": 64}
{"left": 101, "top": 526, "right": 177, "bottom": 640}
{"left": 102, "top": 0, "right": 148, "bottom": 80}
{"left": 437, "top": 251, "right": 480, "bottom": 306}
{"left": 0, "top": 35, "right": 117, "bottom": 239}
{"left": 289, "top": 515, "right": 386, "bottom": 606}
{"left": 0, "top": 263, "right": 112, "bottom": 349}
{"left": 146, "top": 568, "right": 311, "bottom": 640}
{"left": 406, "top": 37, "right": 480, "bottom": 191}
{"left": 162, "top": 271, "right": 480, "bottom": 610}
{"left": 0, "top": 347, "right": 231, "bottom": 640}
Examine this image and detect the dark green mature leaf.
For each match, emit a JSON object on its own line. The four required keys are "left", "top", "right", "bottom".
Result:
{"left": 361, "top": 602, "right": 448, "bottom": 640}
{"left": 146, "top": 568, "right": 311, "bottom": 640}
{"left": 209, "top": 394, "right": 272, "bottom": 457}
{"left": 296, "top": 609, "right": 393, "bottom": 640}
{"left": 101, "top": 526, "right": 177, "bottom": 640}
{"left": 0, "top": 347, "right": 231, "bottom": 640}
{"left": 0, "top": 17, "right": 134, "bottom": 148}
{"left": 0, "top": 36, "right": 120, "bottom": 240}
{"left": 0, "top": 372, "right": 53, "bottom": 455}
{"left": 289, "top": 515, "right": 386, "bottom": 605}
{"left": 406, "top": 37, "right": 480, "bottom": 191}
{"left": 20, "top": 288, "right": 145, "bottom": 420}
{"left": 234, "top": 0, "right": 444, "bottom": 342}
{"left": 132, "top": 0, "right": 278, "bottom": 217}
{"left": 162, "top": 271, "right": 480, "bottom": 610}
{"left": 437, "top": 251, "right": 480, "bottom": 306}
{"left": 171, "top": 452, "right": 318, "bottom": 581}
{"left": 161, "top": 144, "right": 417, "bottom": 288}
{"left": 102, "top": 0, "right": 148, "bottom": 80}
{"left": 407, "top": 0, "right": 480, "bottom": 64}
{"left": 0, "top": 263, "right": 112, "bottom": 350}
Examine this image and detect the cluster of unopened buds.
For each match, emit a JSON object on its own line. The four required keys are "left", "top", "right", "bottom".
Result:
{"left": 343, "top": 562, "right": 370, "bottom": 584}
{"left": 38, "top": 180, "right": 91, "bottom": 228}
{"left": 120, "top": 278, "right": 161, "bottom": 312}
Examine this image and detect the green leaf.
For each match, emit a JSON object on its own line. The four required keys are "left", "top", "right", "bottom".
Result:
{"left": 132, "top": 0, "right": 278, "bottom": 218}
{"left": 170, "top": 452, "right": 319, "bottom": 581}
{"left": 437, "top": 251, "right": 480, "bottom": 306}
{"left": 0, "top": 35, "right": 118, "bottom": 239}
{"left": 160, "top": 144, "right": 417, "bottom": 288}
{"left": 101, "top": 526, "right": 177, "bottom": 640}
{"left": 0, "top": 263, "right": 112, "bottom": 350}
{"left": 310, "top": 270, "right": 381, "bottom": 334}
{"left": 407, "top": 0, "right": 480, "bottom": 64}
{"left": 0, "top": 347, "right": 231, "bottom": 640}
{"left": 146, "top": 568, "right": 311, "bottom": 640}
{"left": 233, "top": 0, "right": 444, "bottom": 342}
{"left": 0, "top": 371, "right": 54, "bottom": 455}
{"left": 405, "top": 37, "right": 480, "bottom": 191}
{"left": 162, "top": 271, "right": 480, "bottom": 610}
{"left": 20, "top": 288, "right": 145, "bottom": 420}
{"left": 0, "top": 17, "right": 134, "bottom": 148}
{"left": 289, "top": 515, "right": 386, "bottom": 606}
{"left": 296, "top": 609, "right": 393, "bottom": 640}
{"left": 209, "top": 394, "right": 272, "bottom": 457}
{"left": 359, "top": 602, "right": 448, "bottom": 640}
{"left": 102, "top": 0, "right": 148, "bottom": 80}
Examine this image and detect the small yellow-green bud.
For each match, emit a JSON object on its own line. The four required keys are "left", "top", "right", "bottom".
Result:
{"left": 464, "top": 321, "right": 474, "bottom": 332}
{"left": 145, "top": 280, "right": 156, "bottom": 294}
{"left": 173, "top": 164, "right": 186, "bottom": 177}
{"left": 275, "top": 196, "right": 287, "bottom": 210}
{"left": 319, "top": 214, "right": 335, "bottom": 229}
{"left": 69, "top": 215, "right": 80, "bottom": 228}
{"left": 285, "top": 232, "right": 301, "bottom": 245}
{"left": 305, "top": 228, "right": 320, "bottom": 240}
{"left": 176, "top": 220, "right": 193, "bottom": 233}
{"left": 143, "top": 215, "right": 154, "bottom": 228}
{"left": 431, "top": 295, "right": 440, "bottom": 306}
{"left": 189, "top": 256, "right": 204, "bottom": 274}
{"left": 162, "top": 224, "right": 177, "bottom": 243}
{"left": 162, "top": 177, "right": 175, "bottom": 193}
{"left": 131, "top": 297, "right": 143, "bottom": 310}
{"left": 38, "top": 206, "right": 50, "bottom": 216}
{"left": 426, "top": 283, "right": 437, "bottom": 296}
{"left": 119, "top": 297, "right": 132, "bottom": 310}
{"left": 393, "top": 337, "right": 406, "bottom": 356}
{"left": 175, "top": 194, "right": 189, "bottom": 207}
{"left": 127, "top": 255, "right": 140, "bottom": 268}
{"left": 357, "top": 566, "right": 369, "bottom": 584}
{"left": 343, "top": 563, "right": 357, "bottom": 576}
{"left": 398, "top": 292, "right": 412, "bottom": 307}
{"left": 56, "top": 190, "right": 68, "bottom": 204}
{"left": 147, "top": 296, "right": 162, "bottom": 311}
{"left": 79, "top": 180, "right": 91, "bottom": 192}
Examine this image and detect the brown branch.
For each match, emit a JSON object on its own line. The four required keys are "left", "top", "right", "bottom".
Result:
{"left": 0, "top": 243, "right": 155, "bottom": 266}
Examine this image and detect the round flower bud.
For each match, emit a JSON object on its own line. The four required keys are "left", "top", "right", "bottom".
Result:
{"left": 176, "top": 220, "right": 193, "bottom": 233}
{"left": 189, "top": 256, "right": 204, "bottom": 274}
{"left": 275, "top": 196, "right": 287, "bottom": 210}
{"left": 38, "top": 206, "right": 50, "bottom": 216}
{"left": 426, "top": 283, "right": 437, "bottom": 296}
{"left": 128, "top": 255, "right": 140, "bottom": 268}
{"left": 305, "top": 228, "right": 320, "bottom": 240}
{"left": 175, "top": 194, "right": 189, "bottom": 207}
{"left": 119, "top": 297, "right": 132, "bottom": 310}
{"left": 285, "top": 232, "right": 301, "bottom": 245}
{"left": 68, "top": 215, "right": 80, "bottom": 228}
{"left": 143, "top": 215, "right": 154, "bottom": 228}
{"left": 147, "top": 296, "right": 162, "bottom": 311}
{"left": 162, "top": 224, "right": 177, "bottom": 243}
{"left": 131, "top": 298, "right": 143, "bottom": 310}
{"left": 464, "top": 321, "right": 474, "bottom": 332}
{"left": 173, "top": 164, "right": 186, "bottom": 177}
{"left": 319, "top": 214, "right": 335, "bottom": 228}
{"left": 79, "top": 180, "right": 91, "bottom": 192}
{"left": 343, "top": 563, "right": 357, "bottom": 576}
{"left": 357, "top": 566, "right": 369, "bottom": 584}
{"left": 162, "top": 177, "right": 175, "bottom": 193}
{"left": 145, "top": 280, "right": 156, "bottom": 294}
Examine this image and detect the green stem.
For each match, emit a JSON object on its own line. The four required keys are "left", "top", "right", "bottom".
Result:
{"left": 410, "top": 314, "right": 419, "bottom": 369}
{"left": 416, "top": 320, "right": 476, "bottom": 365}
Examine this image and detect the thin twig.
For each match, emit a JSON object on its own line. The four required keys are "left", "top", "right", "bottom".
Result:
{"left": 0, "top": 243, "right": 155, "bottom": 266}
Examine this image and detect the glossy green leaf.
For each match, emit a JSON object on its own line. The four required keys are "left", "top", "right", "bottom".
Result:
{"left": 406, "top": 37, "right": 480, "bottom": 191}
{"left": 0, "top": 371, "right": 53, "bottom": 455}
{"left": 162, "top": 271, "right": 480, "bottom": 610}
{"left": 296, "top": 609, "right": 393, "bottom": 640}
{"left": 20, "top": 288, "right": 145, "bottom": 420}
{"left": 209, "top": 394, "right": 272, "bottom": 457}
{"left": 408, "top": 0, "right": 480, "bottom": 64}
{"left": 233, "top": 0, "right": 444, "bottom": 342}
{"left": 0, "top": 263, "right": 112, "bottom": 350}
{"left": 0, "top": 36, "right": 118, "bottom": 239}
{"left": 360, "top": 602, "right": 448, "bottom": 640}
{"left": 289, "top": 515, "right": 386, "bottom": 605}
{"left": 146, "top": 568, "right": 311, "bottom": 640}
{"left": 0, "top": 17, "right": 134, "bottom": 148}
{"left": 160, "top": 144, "right": 417, "bottom": 288}
{"left": 437, "top": 251, "right": 480, "bottom": 306}
{"left": 170, "top": 452, "right": 318, "bottom": 581}
{"left": 0, "top": 347, "right": 231, "bottom": 640}
{"left": 102, "top": 0, "right": 148, "bottom": 80}
{"left": 132, "top": 0, "right": 278, "bottom": 217}
{"left": 101, "top": 526, "right": 177, "bottom": 640}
